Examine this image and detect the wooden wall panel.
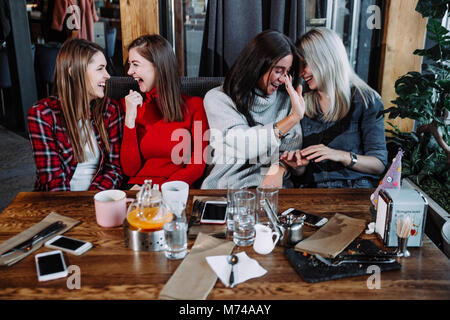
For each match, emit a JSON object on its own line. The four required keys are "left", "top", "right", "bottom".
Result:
{"left": 379, "top": 0, "right": 427, "bottom": 133}
{"left": 119, "top": 0, "right": 159, "bottom": 64}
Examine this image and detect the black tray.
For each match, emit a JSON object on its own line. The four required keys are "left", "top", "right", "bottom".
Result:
{"left": 285, "top": 239, "right": 401, "bottom": 283}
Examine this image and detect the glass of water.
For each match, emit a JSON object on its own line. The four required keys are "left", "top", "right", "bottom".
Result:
{"left": 226, "top": 183, "right": 243, "bottom": 232}
{"left": 233, "top": 190, "right": 256, "bottom": 246}
{"left": 163, "top": 201, "right": 187, "bottom": 260}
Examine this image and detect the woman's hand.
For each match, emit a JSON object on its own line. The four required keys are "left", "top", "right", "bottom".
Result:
{"left": 280, "top": 150, "right": 309, "bottom": 169}
{"left": 124, "top": 90, "right": 143, "bottom": 129}
{"left": 300, "top": 144, "right": 350, "bottom": 165}
{"left": 282, "top": 74, "right": 305, "bottom": 120}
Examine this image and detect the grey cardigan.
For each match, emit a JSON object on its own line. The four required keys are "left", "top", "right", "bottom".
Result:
{"left": 201, "top": 86, "right": 302, "bottom": 189}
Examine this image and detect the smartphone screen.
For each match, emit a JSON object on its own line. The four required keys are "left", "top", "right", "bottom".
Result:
{"left": 201, "top": 202, "right": 227, "bottom": 222}
{"left": 37, "top": 252, "right": 66, "bottom": 276}
{"left": 50, "top": 237, "right": 86, "bottom": 251}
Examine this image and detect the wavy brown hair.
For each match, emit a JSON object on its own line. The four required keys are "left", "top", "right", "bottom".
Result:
{"left": 52, "top": 38, "right": 110, "bottom": 163}
{"left": 128, "top": 35, "right": 185, "bottom": 121}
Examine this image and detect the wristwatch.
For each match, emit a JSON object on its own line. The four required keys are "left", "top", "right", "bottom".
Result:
{"left": 347, "top": 152, "right": 358, "bottom": 168}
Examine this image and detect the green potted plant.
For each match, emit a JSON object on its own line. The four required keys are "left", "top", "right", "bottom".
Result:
{"left": 383, "top": 0, "right": 449, "bottom": 215}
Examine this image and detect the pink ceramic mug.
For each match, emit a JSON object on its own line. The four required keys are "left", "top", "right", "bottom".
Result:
{"left": 94, "top": 190, "right": 133, "bottom": 227}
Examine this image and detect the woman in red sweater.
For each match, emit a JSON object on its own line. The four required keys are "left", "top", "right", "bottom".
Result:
{"left": 120, "top": 35, "right": 209, "bottom": 188}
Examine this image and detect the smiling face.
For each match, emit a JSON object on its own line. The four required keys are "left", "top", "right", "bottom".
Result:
{"left": 257, "top": 54, "right": 293, "bottom": 95}
{"left": 301, "top": 63, "right": 317, "bottom": 90}
{"left": 86, "top": 51, "right": 110, "bottom": 101}
{"left": 127, "top": 48, "right": 157, "bottom": 93}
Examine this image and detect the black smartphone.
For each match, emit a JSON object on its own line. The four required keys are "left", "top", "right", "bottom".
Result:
{"left": 200, "top": 201, "right": 227, "bottom": 224}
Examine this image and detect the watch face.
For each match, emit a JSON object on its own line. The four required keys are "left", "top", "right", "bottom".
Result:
{"left": 348, "top": 152, "right": 357, "bottom": 167}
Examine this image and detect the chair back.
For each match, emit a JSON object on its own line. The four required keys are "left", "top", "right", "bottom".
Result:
{"left": 0, "top": 48, "right": 11, "bottom": 88}
{"left": 35, "top": 43, "right": 61, "bottom": 85}
{"left": 180, "top": 76, "right": 224, "bottom": 97}
{"left": 106, "top": 76, "right": 224, "bottom": 101}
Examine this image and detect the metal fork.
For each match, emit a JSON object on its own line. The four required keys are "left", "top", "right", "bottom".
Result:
{"left": 314, "top": 254, "right": 396, "bottom": 267}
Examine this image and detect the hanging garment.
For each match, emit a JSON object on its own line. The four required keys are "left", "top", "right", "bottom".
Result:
{"left": 51, "top": 0, "right": 99, "bottom": 42}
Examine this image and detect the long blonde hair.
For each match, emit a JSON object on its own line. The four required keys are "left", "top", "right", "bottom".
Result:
{"left": 53, "top": 38, "right": 110, "bottom": 162}
{"left": 296, "top": 28, "right": 379, "bottom": 122}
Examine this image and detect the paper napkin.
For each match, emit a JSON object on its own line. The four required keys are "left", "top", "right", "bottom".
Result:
{"left": 206, "top": 251, "right": 267, "bottom": 287}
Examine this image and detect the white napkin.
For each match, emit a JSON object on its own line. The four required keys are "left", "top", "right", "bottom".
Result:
{"left": 365, "top": 222, "right": 376, "bottom": 234}
{"left": 205, "top": 252, "right": 267, "bottom": 287}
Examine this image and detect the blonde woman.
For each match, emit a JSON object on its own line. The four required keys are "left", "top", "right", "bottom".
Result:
{"left": 28, "top": 38, "right": 123, "bottom": 191}
{"left": 282, "top": 28, "right": 387, "bottom": 188}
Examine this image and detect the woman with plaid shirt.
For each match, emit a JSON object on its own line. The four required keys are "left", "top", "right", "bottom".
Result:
{"left": 27, "top": 39, "right": 123, "bottom": 191}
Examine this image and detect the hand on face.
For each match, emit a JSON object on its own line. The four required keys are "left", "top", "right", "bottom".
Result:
{"left": 280, "top": 150, "right": 309, "bottom": 169}
{"left": 280, "top": 74, "right": 305, "bottom": 120}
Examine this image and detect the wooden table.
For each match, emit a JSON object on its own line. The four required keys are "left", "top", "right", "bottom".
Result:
{"left": 0, "top": 189, "right": 449, "bottom": 300}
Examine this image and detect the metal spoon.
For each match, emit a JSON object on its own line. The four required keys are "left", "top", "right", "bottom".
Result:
{"left": 227, "top": 254, "right": 239, "bottom": 288}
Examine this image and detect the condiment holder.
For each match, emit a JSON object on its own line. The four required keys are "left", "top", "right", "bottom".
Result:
{"left": 261, "top": 199, "right": 305, "bottom": 247}
{"left": 278, "top": 214, "right": 305, "bottom": 247}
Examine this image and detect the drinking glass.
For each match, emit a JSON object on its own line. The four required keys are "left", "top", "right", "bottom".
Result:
{"left": 163, "top": 201, "right": 188, "bottom": 260}
{"left": 233, "top": 190, "right": 256, "bottom": 246}
{"left": 226, "top": 183, "right": 243, "bottom": 232}
{"left": 256, "top": 185, "right": 279, "bottom": 224}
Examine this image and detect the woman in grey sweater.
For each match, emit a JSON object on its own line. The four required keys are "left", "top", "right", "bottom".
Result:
{"left": 201, "top": 30, "right": 304, "bottom": 189}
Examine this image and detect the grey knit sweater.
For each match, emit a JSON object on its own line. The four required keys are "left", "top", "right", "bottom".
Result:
{"left": 201, "top": 86, "right": 303, "bottom": 189}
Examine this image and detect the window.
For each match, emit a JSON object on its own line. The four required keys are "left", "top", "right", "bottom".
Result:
{"left": 163, "top": 0, "right": 375, "bottom": 78}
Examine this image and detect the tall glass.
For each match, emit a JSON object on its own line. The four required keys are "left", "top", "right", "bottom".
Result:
{"left": 233, "top": 190, "right": 256, "bottom": 246}
{"left": 163, "top": 201, "right": 187, "bottom": 260}
{"left": 256, "top": 185, "right": 279, "bottom": 224}
{"left": 226, "top": 183, "right": 243, "bottom": 232}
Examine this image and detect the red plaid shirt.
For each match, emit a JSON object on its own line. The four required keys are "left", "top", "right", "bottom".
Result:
{"left": 27, "top": 96, "right": 124, "bottom": 191}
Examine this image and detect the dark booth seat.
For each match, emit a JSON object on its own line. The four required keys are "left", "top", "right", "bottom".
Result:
{"left": 106, "top": 76, "right": 224, "bottom": 101}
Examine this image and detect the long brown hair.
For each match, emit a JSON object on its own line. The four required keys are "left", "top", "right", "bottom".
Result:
{"left": 128, "top": 35, "right": 185, "bottom": 121}
{"left": 52, "top": 38, "right": 110, "bottom": 162}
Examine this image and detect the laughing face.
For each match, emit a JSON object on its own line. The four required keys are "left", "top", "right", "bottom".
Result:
{"left": 86, "top": 51, "right": 110, "bottom": 100}
{"left": 127, "top": 48, "right": 157, "bottom": 93}
{"left": 258, "top": 54, "right": 293, "bottom": 95}
{"left": 300, "top": 63, "right": 317, "bottom": 90}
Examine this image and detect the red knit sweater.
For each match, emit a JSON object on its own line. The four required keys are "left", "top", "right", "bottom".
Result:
{"left": 120, "top": 89, "right": 209, "bottom": 186}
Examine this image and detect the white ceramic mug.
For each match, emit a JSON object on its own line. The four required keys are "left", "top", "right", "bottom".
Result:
{"left": 253, "top": 223, "right": 280, "bottom": 254}
{"left": 94, "top": 190, "right": 133, "bottom": 228}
